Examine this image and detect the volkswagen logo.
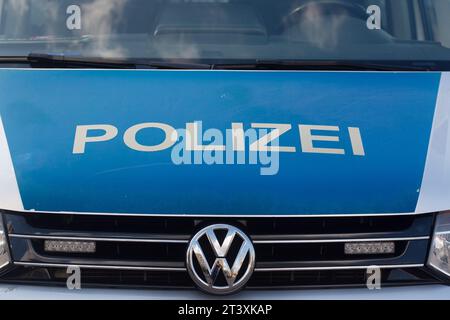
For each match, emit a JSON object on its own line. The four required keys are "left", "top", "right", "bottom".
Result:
{"left": 186, "top": 224, "right": 255, "bottom": 295}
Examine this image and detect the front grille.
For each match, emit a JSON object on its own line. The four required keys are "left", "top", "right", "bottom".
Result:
{"left": 0, "top": 211, "right": 439, "bottom": 290}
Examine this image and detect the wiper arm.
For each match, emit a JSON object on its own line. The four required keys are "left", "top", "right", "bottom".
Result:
{"left": 0, "top": 55, "right": 437, "bottom": 71}
{"left": 214, "top": 60, "right": 435, "bottom": 71}
{"left": 0, "top": 53, "right": 212, "bottom": 70}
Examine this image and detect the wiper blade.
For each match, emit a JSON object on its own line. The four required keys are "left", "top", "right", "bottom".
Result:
{"left": 0, "top": 55, "right": 437, "bottom": 71}
{"left": 214, "top": 60, "right": 435, "bottom": 71}
{"left": 0, "top": 53, "right": 212, "bottom": 70}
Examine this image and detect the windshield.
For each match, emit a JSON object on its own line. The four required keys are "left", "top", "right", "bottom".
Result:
{"left": 0, "top": 0, "right": 449, "bottom": 69}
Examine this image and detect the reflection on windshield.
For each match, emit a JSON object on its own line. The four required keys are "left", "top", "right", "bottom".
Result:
{"left": 288, "top": 3, "right": 351, "bottom": 49}
{"left": 0, "top": 0, "right": 449, "bottom": 64}
{"left": 82, "top": 0, "right": 128, "bottom": 57}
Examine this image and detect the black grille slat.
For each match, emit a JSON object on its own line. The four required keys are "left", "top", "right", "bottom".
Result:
{"left": 4, "top": 211, "right": 433, "bottom": 240}
{"left": 4, "top": 213, "right": 193, "bottom": 240}
{"left": 249, "top": 214, "right": 432, "bottom": 240}
{"left": 1, "top": 267, "right": 439, "bottom": 289}
{"left": 1, "top": 267, "right": 193, "bottom": 288}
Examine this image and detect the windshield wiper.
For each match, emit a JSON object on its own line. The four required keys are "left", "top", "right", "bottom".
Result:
{"left": 213, "top": 60, "right": 436, "bottom": 71}
{"left": 0, "top": 55, "right": 437, "bottom": 71}
{"left": 0, "top": 53, "right": 212, "bottom": 70}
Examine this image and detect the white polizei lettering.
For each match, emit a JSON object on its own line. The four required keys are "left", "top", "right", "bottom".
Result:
{"left": 186, "top": 122, "right": 225, "bottom": 151}
{"left": 73, "top": 124, "right": 118, "bottom": 154}
{"left": 348, "top": 127, "right": 366, "bottom": 156}
{"left": 299, "top": 125, "right": 345, "bottom": 155}
{"left": 250, "top": 123, "right": 296, "bottom": 152}
{"left": 123, "top": 123, "right": 178, "bottom": 152}
{"left": 71, "top": 122, "right": 365, "bottom": 158}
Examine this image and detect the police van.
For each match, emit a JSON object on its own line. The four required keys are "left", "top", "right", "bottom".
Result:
{"left": 0, "top": 0, "right": 449, "bottom": 299}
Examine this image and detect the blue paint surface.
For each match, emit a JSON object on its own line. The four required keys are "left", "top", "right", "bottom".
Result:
{"left": 0, "top": 70, "right": 441, "bottom": 215}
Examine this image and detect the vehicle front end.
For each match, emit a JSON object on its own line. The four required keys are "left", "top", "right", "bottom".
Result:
{"left": 0, "top": 0, "right": 449, "bottom": 299}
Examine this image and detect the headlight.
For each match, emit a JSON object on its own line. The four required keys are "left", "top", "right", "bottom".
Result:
{"left": 428, "top": 212, "right": 450, "bottom": 277}
{"left": 0, "top": 215, "right": 10, "bottom": 269}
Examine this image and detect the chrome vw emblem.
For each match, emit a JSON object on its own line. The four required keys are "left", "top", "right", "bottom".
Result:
{"left": 186, "top": 224, "right": 255, "bottom": 295}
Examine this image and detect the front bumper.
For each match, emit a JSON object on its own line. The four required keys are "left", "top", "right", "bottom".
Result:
{"left": 1, "top": 284, "right": 449, "bottom": 300}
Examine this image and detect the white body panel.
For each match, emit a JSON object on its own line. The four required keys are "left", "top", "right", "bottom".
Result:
{"left": 417, "top": 73, "right": 450, "bottom": 213}
{"left": 0, "top": 117, "right": 23, "bottom": 211}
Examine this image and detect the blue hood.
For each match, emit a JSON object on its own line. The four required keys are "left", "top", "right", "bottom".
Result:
{"left": 0, "top": 70, "right": 441, "bottom": 215}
